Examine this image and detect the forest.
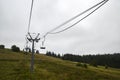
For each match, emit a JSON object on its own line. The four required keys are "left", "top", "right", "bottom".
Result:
{"left": 46, "top": 51, "right": 120, "bottom": 68}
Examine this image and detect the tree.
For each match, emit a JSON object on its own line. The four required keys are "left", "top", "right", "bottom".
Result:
{"left": 11, "top": 45, "right": 20, "bottom": 52}
{"left": 0, "top": 45, "right": 5, "bottom": 49}
{"left": 57, "top": 54, "right": 61, "bottom": 58}
{"left": 46, "top": 51, "right": 52, "bottom": 56}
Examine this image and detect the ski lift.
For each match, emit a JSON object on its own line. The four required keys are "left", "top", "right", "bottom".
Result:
{"left": 40, "top": 36, "right": 46, "bottom": 49}
{"left": 40, "top": 46, "right": 46, "bottom": 49}
{"left": 40, "top": 41, "right": 46, "bottom": 49}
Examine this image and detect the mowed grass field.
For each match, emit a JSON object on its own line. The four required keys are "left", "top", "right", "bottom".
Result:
{"left": 0, "top": 49, "right": 120, "bottom": 80}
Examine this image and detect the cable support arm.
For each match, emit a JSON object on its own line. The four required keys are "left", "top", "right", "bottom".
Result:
{"left": 35, "top": 33, "right": 40, "bottom": 42}
{"left": 35, "top": 33, "right": 40, "bottom": 39}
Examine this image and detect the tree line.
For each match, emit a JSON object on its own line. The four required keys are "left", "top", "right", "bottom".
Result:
{"left": 0, "top": 44, "right": 20, "bottom": 52}
{"left": 46, "top": 51, "right": 120, "bottom": 68}
{"left": 46, "top": 51, "right": 61, "bottom": 58}
{"left": 0, "top": 44, "right": 40, "bottom": 54}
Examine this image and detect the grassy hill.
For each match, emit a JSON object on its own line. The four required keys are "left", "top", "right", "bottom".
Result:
{"left": 0, "top": 49, "right": 120, "bottom": 80}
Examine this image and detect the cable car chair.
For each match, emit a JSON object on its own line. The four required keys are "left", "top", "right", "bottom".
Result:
{"left": 40, "top": 36, "right": 46, "bottom": 49}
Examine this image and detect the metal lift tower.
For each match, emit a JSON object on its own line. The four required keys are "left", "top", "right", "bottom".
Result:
{"left": 27, "top": 33, "right": 40, "bottom": 72}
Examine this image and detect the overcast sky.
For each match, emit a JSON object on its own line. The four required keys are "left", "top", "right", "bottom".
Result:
{"left": 0, "top": 0, "right": 120, "bottom": 55}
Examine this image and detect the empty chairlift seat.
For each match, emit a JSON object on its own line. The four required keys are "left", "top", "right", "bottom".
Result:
{"left": 40, "top": 46, "right": 46, "bottom": 49}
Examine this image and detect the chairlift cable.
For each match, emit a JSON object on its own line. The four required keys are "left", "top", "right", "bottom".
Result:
{"left": 27, "top": 0, "right": 34, "bottom": 33}
{"left": 48, "top": 0, "right": 106, "bottom": 34}
{"left": 49, "top": 0, "right": 108, "bottom": 34}
{"left": 41, "top": 0, "right": 108, "bottom": 39}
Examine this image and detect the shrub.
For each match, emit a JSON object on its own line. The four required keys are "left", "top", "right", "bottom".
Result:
{"left": 11, "top": 45, "right": 20, "bottom": 52}
{"left": 83, "top": 63, "right": 88, "bottom": 68}
{"left": 90, "top": 61, "right": 98, "bottom": 67}
{"left": 76, "top": 62, "right": 88, "bottom": 68}
{"left": 76, "top": 62, "right": 83, "bottom": 66}
{"left": 0, "top": 45, "right": 5, "bottom": 49}
{"left": 105, "top": 65, "right": 108, "bottom": 69}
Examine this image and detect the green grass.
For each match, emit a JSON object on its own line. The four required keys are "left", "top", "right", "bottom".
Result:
{"left": 0, "top": 49, "right": 120, "bottom": 80}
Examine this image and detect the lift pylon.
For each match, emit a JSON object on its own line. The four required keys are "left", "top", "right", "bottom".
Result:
{"left": 27, "top": 33, "right": 40, "bottom": 72}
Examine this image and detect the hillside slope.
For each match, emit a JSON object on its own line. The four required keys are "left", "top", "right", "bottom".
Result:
{"left": 0, "top": 49, "right": 120, "bottom": 80}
